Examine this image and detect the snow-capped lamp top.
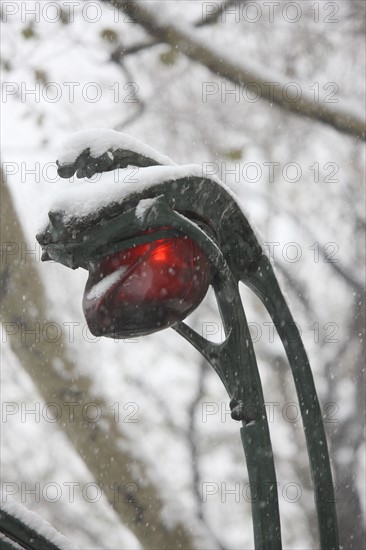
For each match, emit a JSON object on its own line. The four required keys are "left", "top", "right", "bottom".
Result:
{"left": 56, "top": 128, "right": 176, "bottom": 179}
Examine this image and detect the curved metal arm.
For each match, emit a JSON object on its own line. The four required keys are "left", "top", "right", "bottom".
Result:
{"left": 243, "top": 256, "right": 339, "bottom": 549}
{"left": 0, "top": 506, "right": 69, "bottom": 550}
{"left": 173, "top": 272, "right": 282, "bottom": 548}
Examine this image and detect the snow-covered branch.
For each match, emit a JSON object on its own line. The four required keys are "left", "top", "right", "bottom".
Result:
{"left": 105, "top": 0, "right": 365, "bottom": 141}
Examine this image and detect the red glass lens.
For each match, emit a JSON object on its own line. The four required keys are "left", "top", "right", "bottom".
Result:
{"left": 83, "top": 232, "right": 210, "bottom": 337}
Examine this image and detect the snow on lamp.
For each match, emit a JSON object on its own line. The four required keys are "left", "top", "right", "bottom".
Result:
{"left": 83, "top": 230, "right": 210, "bottom": 337}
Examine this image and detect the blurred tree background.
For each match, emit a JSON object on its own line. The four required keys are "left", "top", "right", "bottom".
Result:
{"left": 1, "top": 1, "right": 365, "bottom": 548}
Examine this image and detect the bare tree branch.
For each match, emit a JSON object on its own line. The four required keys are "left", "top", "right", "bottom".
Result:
{"left": 186, "top": 359, "right": 226, "bottom": 550}
{"left": 109, "top": 56, "right": 146, "bottom": 130}
{"left": 195, "top": 0, "right": 247, "bottom": 27}
{"left": 110, "top": 0, "right": 249, "bottom": 61}
{"left": 110, "top": 39, "right": 159, "bottom": 62}
{"left": 249, "top": 188, "right": 364, "bottom": 294}
{"left": 187, "top": 359, "right": 207, "bottom": 522}
{"left": 105, "top": 0, "right": 365, "bottom": 141}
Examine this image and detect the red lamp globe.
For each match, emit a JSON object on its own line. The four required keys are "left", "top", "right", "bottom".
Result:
{"left": 82, "top": 231, "right": 211, "bottom": 337}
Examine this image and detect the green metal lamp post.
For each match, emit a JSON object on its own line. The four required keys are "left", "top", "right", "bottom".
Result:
{"left": 36, "top": 130, "right": 339, "bottom": 550}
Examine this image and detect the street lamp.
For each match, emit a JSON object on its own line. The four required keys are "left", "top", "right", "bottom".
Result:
{"left": 37, "top": 129, "right": 339, "bottom": 550}
{"left": 82, "top": 230, "right": 211, "bottom": 337}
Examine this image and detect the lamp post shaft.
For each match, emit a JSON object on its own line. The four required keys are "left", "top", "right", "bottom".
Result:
{"left": 244, "top": 256, "right": 339, "bottom": 549}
